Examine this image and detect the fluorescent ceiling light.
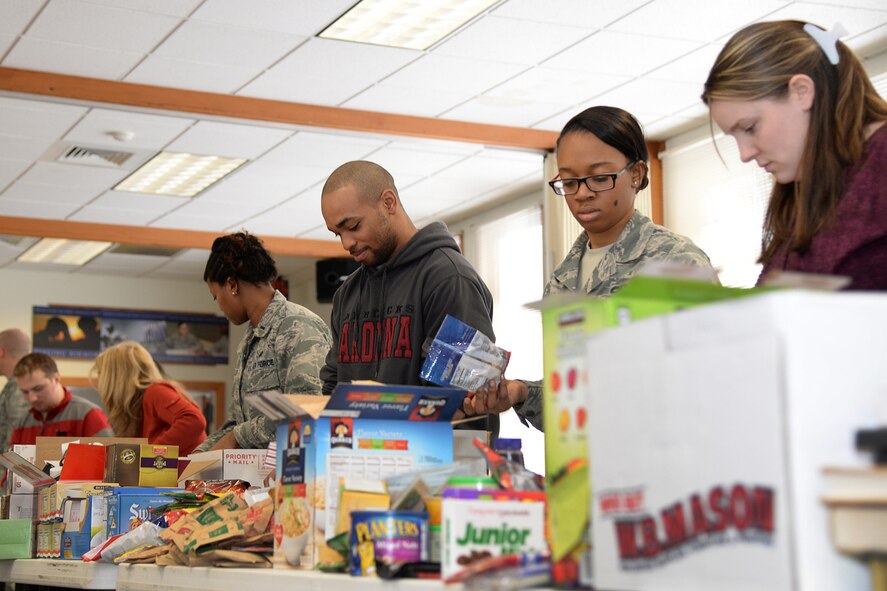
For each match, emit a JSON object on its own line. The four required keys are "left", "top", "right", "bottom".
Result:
{"left": 114, "top": 152, "right": 246, "bottom": 197}
{"left": 18, "top": 238, "right": 112, "bottom": 266}
{"left": 319, "top": 0, "right": 499, "bottom": 50}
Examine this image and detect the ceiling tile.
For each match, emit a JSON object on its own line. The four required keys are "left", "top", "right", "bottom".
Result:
{"left": 26, "top": 0, "right": 181, "bottom": 53}
{"left": 0, "top": 97, "right": 87, "bottom": 140}
{"left": 64, "top": 108, "right": 195, "bottom": 150}
{"left": 0, "top": 34, "right": 16, "bottom": 55}
{"left": 17, "top": 161, "right": 128, "bottom": 192}
{"left": 124, "top": 55, "right": 262, "bottom": 94}
{"left": 644, "top": 115, "right": 704, "bottom": 141}
{"left": 544, "top": 30, "right": 702, "bottom": 77}
{"left": 197, "top": 161, "right": 328, "bottom": 205}
{"left": 0, "top": 158, "right": 31, "bottom": 189}
{"left": 0, "top": 197, "right": 80, "bottom": 218}
{"left": 82, "top": 0, "right": 203, "bottom": 17}
{"left": 586, "top": 78, "right": 703, "bottom": 118}
{"left": 382, "top": 54, "right": 527, "bottom": 96}
{"left": 166, "top": 121, "right": 292, "bottom": 159}
{"left": 261, "top": 131, "right": 386, "bottom": 169}
{"left": 607, "top": 0, "right": 786, "bottom": 42}
{"left": 360, "top": 145, "right": 469, "bottom": 182}
{"left": 2, "top": 181, "right": 103, "bottom": 205}
{"left": 151, "top": 211, "right": 248, "bottom": 232}
{"left": 493, "top": 0, "right": 648, "bottom": 28}
{"left": 433, "top": 16, "right": 590, "bottom": 66}
{"left": 0, "top": 134, "right": 56, "bottom": 162}
{"left": 154, "top": 19, "right": 306, "bottom": 68}
{"left": 236, "top": 212, "right": 298, "bottom": 238}
{"left": 760, "top": 3, "right": 887, "bottom": 39}
{"left": 0, "top": 0, "right": 44, "bottom": 35}
{"left": 81, "top": 252, "right": 170, "bottom": 275}
{"left": 238, "top": 38, "right": 419, "bottom": 105}
{"left": 92, "top": 190, "right": 188, "bottom": 213}
{"left": 342, "top": 84, "right": 468, "bottom": 118}
{"left": 484, "top": 66, "right": 631, "bottom": 106}
{"left": 443, "top": 97, "right": 568, "bottom": 127}
{"left": 646, "top": 44, "right": 725, "bottom": 85}
{"left": 67, "top": 205, "right": 161, "bottom": 225}
{"left": 531, "top": 108, "right": 575, "bottom": 132}
{"left": 3, "top": 37, "right": 144, "bottom": 79}
{"left": 191, "top": 0, "right": 356, "bottom": 36}
{"left": 170, "top": 196, "right": 272, "bottom": 219}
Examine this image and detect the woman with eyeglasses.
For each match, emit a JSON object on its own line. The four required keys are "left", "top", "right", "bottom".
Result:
{"left": 461, "top": 105, "right": 713, "bottom": 430}
{"left": 703, "top": 21, "right": 887, "bottom": 289}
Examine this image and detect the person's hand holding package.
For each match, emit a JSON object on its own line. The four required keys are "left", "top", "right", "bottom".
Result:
{"left": 461, "top": 378, "right": 528, "bottom": 417}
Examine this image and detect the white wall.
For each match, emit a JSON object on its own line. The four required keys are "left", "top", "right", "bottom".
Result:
{"left": 0, "top": 267, "right": 245, "bottom": 398}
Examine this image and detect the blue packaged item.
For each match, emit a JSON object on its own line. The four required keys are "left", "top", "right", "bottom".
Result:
{"left": 351, "top": 510, "right": 428, "bottom": 576}
{"left": 106, "top": 487, "right": 182, "bottom": 537}
{"left": 420, "top": 315, "right": 510, "bottom": 391}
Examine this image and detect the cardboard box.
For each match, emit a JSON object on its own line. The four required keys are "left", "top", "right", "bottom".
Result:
{"left": 179, "top": 448, "right": 268, "bottom": 487}
{"left": 10, "top": 444, "right": 37, "bottom": 494}
{"left": 35, "top": 437, "right": 147, "bottom": 470}
{"left": 39, "top": 482, "right": 117, "bottom": 523}
{"left": 9, "top": 493, "right": 36, "bottom": 521}
{"left": 0, "top": 519, "right": 34, "bottom": 559}
{"left": 585, "top": 290, "right": 887, "bottom": 590}
{"left": 60, "top": 487, "right": 116, "bottom": 559}
{"left": 540, "top": 276, "right": 755, "bottom": 585}
{"left": 250, "top": 383, "right": 464, "bottom": 570}
{"left": 106, "top": 487, "right": 181, "bottom": 537}
{"left": 36, "top": 522, "right": 63, "bottom": 558}
{"left": 138, "top": 444, "right": 179, "bottom": 487}
{"left": 105, "top": 443, "right": 141, "bottom": 486}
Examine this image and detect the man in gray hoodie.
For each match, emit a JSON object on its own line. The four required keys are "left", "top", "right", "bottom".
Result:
{"left": 319, "top": 161, "right": 495, "bottom": 410}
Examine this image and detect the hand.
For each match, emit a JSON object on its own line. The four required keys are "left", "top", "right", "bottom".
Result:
{"left": 462, "top": 378, "right": 528, "bottom": 416}
{"left": 207, "top": 431, "right": 239, "bottom": 451}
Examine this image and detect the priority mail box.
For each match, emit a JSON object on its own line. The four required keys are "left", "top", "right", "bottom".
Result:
{"left": 586, "top": 291, "right": 887, "bottom": 591}
{"left": 249, "top": 383, "right": 463, "bottom": 570}
{"left": 179, "top": 449, "right": 268, "bottom": 487}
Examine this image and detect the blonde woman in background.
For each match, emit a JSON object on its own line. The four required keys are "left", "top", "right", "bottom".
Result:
{"left": 93, "top": 341, "right": 206, "bottom": 455}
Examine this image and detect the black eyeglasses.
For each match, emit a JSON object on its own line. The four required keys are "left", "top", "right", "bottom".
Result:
{"left": 548, "top": 161, "right": 637, "bottom": 196}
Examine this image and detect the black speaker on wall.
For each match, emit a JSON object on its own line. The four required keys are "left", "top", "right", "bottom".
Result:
{"left": 316, "top": 257, "right": 360, "bottom": 303}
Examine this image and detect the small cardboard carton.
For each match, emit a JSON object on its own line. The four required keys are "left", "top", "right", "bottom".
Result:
{"left": 0, "top": 450, "right": 56, "bottom": 541}
{"left": 39, "top": 483, "right": 117, "bottom": 523}
{"left": 35, "top": 437, "right": 147, "bottom": 471}
{"left": 585, "top": 290, "right": 887, "bottom": 590}
{"left": 36, "top": 522, "right": 63, "bottom": 558}
{"left": 248, "top": 383, "right": 464, "bottom": 570}
{"left": 179, "top": 449, "right": 268, "bottom": 487}
{"left": 539, "top": 276, "right": 757, "bottom": 586}
{"left": 106, "top": 487, "right": 182, "bottom": 537}
{"left": 10, "top": 444, "right": 37, "bottom": 494}
{"left": 138, "top": 444, "right": 179, "bottom": 487}
{"left": 59, "top": 485, "right": 117, "bottom": 559}
{"left": 104, "top": 443, "right": 141, "bottom": 486}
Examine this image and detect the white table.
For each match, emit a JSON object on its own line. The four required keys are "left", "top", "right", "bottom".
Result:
{"left": 0, "top": 559, "right": 117, "bottom": 589}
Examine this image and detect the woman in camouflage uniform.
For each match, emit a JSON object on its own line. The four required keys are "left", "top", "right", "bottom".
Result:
{"left": 197, "top": 232, "right": 332, "bottom": 451}
{"left": 463, "top": 106, "right": 715, "bottom": 431}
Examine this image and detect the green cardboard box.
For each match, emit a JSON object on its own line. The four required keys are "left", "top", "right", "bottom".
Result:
{"left": 0, "top": 519, "right": 34, "bottom": 559}
{"left": 540, "top": 276, "right": 760, "bottom": 585}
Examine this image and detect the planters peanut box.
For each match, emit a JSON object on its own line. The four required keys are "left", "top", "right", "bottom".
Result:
{"left": 249, "top": 383, "right": 463, "bottom": 570}
{"left": 138, "top": 444, "right": 178, "bottom": 487}
{"left": 540, "top": 276, "right": 756, "bottom": 586}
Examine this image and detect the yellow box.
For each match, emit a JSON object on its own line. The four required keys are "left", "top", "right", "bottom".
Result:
{"left": 139, "top": 444, "right": 179, "bottom": 487}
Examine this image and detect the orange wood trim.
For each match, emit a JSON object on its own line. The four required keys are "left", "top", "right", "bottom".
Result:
{"left": 0, "top": 215, "right": 346, "bottom": 258}
{"left": 0, "top": 67, "right": 559, "bottom": 151}
{"left": 647, "top": 140, "right": 664, "bottom": 225}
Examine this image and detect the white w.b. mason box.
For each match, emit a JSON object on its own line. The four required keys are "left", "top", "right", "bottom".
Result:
{"left": 586, "top": 290, "right": 887, "bottom": 591}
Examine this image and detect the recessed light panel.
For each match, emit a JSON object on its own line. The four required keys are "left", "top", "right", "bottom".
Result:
{"left": 114, "top": 152, "right": 246, "bottom": 197}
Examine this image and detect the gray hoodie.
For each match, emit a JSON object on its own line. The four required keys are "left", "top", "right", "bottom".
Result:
{"left": 320, "top": 222, "right": 495, "bottom": 394}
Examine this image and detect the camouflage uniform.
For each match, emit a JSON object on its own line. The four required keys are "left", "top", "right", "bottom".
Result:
{"left": 198, "top": 291, "right": 332, "bottom": 450}
{"left": 514, "top": 211, "right": 713, "bottom": 430}
{"left": 0, "top": 378, "right": 31, "bottom": 451}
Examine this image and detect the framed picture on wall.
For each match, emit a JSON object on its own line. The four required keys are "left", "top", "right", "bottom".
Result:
{"left": 65, "top": 377, "right": 225, "bottom": 435}
{"left": 32, "top": 305, "right": 229, "bottom": 364}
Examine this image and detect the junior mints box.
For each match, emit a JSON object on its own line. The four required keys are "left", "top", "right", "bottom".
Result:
{"left": 249, "top": 383, "right": 464, "bottom": 570}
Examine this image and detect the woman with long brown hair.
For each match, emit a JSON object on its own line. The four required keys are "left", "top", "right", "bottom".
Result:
{"left": 703, "top": 20, "right": 887, "bottom": 288}
{"left": 93, "top": 341, "right": 206, "bottom": 455}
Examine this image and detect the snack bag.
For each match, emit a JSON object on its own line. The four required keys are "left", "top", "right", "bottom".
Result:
{"left": 420, "top": 315, "right": 510, "bottom": 391}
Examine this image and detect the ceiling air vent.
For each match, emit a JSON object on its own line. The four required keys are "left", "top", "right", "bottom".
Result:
{"left": 56, "top": 145, "right": 134, "bottom": 168}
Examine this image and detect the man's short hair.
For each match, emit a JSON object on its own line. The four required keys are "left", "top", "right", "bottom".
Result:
{"left": 14, "top": 352, "right": 59, "bottom": 379}
{"left": 321, "top": 160, "right": 397, "bottom": 202}
{"left": 0, "top": 328, "right": 30, "bottom": 357}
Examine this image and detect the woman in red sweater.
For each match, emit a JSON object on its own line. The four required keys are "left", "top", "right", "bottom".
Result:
{"left": 93, "top": 341, "right": 206, "bottom": 455}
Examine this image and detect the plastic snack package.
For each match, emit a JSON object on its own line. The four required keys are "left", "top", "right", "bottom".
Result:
{"left": 420, "top": 315, "right": 510, "bottom": 391}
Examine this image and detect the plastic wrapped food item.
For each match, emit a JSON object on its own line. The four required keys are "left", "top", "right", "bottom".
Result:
{"left": 184, "top": 479, "right": 250, "bottom": 496}
{"left": 472, "top": 438, "right": 543, "bottom": 492}
{"left": 420, "top": 315, "right": 510, "bottom": 391}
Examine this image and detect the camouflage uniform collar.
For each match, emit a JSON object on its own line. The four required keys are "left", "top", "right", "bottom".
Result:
{"left": 251, "top": 290, "right": 287, "bottom": 338}
{"left": 551, "top": 210, "right": 650, "bottom": 290}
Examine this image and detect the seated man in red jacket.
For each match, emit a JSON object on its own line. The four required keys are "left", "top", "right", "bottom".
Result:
{"left": 10, "top": 353, "right": 113, "bottom": 445}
